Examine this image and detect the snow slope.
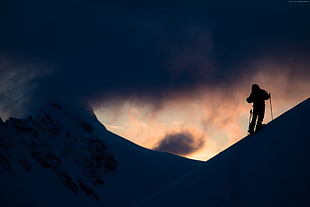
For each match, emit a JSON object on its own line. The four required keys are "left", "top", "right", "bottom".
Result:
{"left": 131, "top": 97, "right": 310, "bottom": 207}
{"left": 1, "top": 98, "right": 309, "bottom": 207}
{"left": 0, "top": 102, "right": 204, "bottom": 207}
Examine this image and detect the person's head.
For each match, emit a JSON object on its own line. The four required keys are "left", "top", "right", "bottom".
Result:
{"left": 251, "top": 84, "right": 260, "bottom": 91}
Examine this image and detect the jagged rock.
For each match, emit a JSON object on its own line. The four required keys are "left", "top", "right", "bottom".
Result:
{"left": 0, "top": 151, "right": 12, "bottom": 171}
{"left": 39, "top": 113, "right": 63, "bottom": 137}
{"left": 77, "top": 179, "right": 100, "bottom": 201}
{"left": 75, "top": 119, "right": 94, "bottom": 133}
{"left": 0, "top": 117, "right": 12, "bottom": 171}
{"left": 0, "top": 102, "right": 117, "bottom": 200}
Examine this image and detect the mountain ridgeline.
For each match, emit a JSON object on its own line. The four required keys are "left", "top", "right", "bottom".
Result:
{"left": 0, "top": 102, "right": 117, "bottom": 200}
{"left": 132, "top": 97, "right": 310, "bottom": 207}
{"left": 0, "top": 102, "right": 203, "bottom": 207}
{"left": 0, "top": 98, "right": 309, "bottom": 207}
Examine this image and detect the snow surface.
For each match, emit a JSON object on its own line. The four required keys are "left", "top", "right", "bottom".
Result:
{"left": 131, "top": 97, "right": 310, "bottom": 207}
{"left": 0, "top": 101, "right": 203, "bottom": 207}
{"left": 1, "top": 98, "right": 309, "bottom": 207}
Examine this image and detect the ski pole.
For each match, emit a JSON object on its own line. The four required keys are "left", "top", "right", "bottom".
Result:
{"left": 248, "top": 109, "right": 253, "bottom": 135}
{"left": 249, "top": 109, "right": 253, "bottom": 125}
{"left": 269, "top": 93, "right": 274, "bottom": 121}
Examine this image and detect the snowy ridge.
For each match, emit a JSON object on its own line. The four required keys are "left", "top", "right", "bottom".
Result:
{"left": 131, "top": 97, "right": 310, "bottom": 207}
{"left": 0, "top": 102, "right": 117, "bottom": 201}
{"left": 1, "top": 98, "right": 309, "bottom": 207}
{"left": 0, "top": 102, "right": 204, "bottom": 207}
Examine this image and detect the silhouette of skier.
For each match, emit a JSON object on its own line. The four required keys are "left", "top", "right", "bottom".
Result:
{"left": 246, "top": 84, "right": 270, "bottom": 135}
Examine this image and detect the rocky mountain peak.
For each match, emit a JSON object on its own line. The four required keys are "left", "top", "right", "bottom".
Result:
{"left": 0, "top": 102, "right": 117, "bottom": 200}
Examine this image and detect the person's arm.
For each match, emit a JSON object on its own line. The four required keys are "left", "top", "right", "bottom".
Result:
{"left": 264, "top": 90, "right": 270, "bottom": 100}
{"left": 246, "top": 93, "right": 253, "bottom": 103}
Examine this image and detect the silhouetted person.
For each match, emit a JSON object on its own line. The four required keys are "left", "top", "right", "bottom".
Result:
{"left": 246, "top": 84, "right": 270, "bottom": 135}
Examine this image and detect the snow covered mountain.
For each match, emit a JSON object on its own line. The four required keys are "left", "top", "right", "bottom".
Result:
{"left": 1, "top": 98, "right": 309, "bottom": 207}
{"left": 0, "top": 102, "right": 203, "bottom": 207}
{"left": 131, "top": 97, "right": 310, "bottom": 207}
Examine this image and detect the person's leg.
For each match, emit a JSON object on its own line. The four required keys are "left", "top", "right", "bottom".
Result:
{"left": 249, "top": 111, "right": 257, "bottom": 135}
{"left": 256, "top": 106, "right": 265, "bottom": 132}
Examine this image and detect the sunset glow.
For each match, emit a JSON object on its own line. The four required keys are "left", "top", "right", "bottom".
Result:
{"left": 0, "top": 0, "right": 309, "bottom": 161}
{"left": 94, "top": 64, "right": 310, "bottom": 161}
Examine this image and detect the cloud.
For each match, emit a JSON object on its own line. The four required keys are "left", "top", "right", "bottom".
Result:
{"left": 94, "top": 60, "right": 310, "bottom": 160}
{"left": 1, "top": 0, "right": 309, "bottom": 111}
{"left": 0, "top": 56, "right": 53, "bottom": 118}
{"left": 0, "top": 0, "right": 309, "bottom": 144}
{"left": 153, "top": 129, "right": 205, "bottom": 156}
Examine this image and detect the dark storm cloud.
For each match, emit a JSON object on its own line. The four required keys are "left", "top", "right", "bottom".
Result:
{"left": 153, "top": 130, "right": 205, "bottom": 156}
{"left": 0, "top": 0, "right": 309, "bottom": 115}
{"left": 0, "top": 56, "right": 53, "bottom": 118}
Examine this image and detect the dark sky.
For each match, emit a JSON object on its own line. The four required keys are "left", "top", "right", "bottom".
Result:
{"left": 0, "top": 0, "right": 309, "bottom": 117}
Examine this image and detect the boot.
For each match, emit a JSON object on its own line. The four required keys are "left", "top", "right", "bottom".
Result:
{"left": 255, "top": 122, "right": 263, "bottom": 133}
{"left": 248, "top": 122, "right": 255, "bottom": 136}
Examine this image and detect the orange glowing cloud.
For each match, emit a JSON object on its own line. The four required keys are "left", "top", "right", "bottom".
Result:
{"left": 93, "top": 59, "right": 309, "bottom": 161}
